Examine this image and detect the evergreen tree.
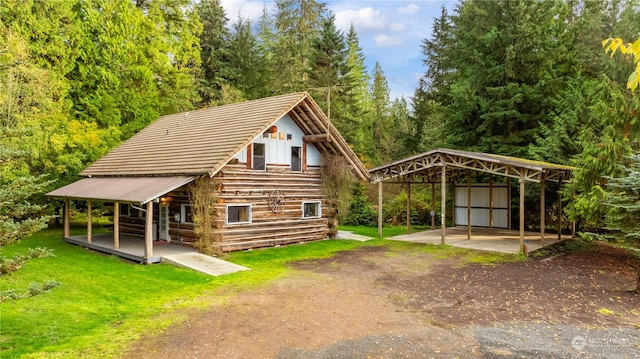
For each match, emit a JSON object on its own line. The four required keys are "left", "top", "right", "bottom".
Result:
{"left": 227, "top": 17, "right": 268, "bottom": 100}
{"left": 369, "top": 62, "right": 393, "bottom": 165}
{"left": 341, "top": 24, "right": 373, "bottom": 160}
{"left": 443, "top": 0, "right": 571, "bottom": 158}
{"left": 271, "top": 0, "right": 326, "bottom": 93}
{"left": 198, "top": 0, "right": 231, "bottom": 105}
{"left": 564, "top": 76, "right": 640, "bottom": 229}
{"left": 602, "top": 152, "right": 640, "bottom": 293}
{"left": 307, "top": 14, "right": 347, "bottom": 114}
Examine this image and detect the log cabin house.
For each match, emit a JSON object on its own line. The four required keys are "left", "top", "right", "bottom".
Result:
{"left": 47, "top": 92, "right": 368, "bottom": 261}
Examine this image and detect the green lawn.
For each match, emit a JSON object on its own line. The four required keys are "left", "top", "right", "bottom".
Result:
{"left": 0, "top": 225, "right": 519, "bottom": 358}
{"left": 0, "top": 228, "right": 366, "bottom": 358}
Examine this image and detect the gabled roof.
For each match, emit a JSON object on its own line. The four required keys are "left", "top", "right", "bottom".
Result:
{"left": 81, "top": 92, "right": 368, "bottom": 180}
{"left": 369, "top": 148, "right": 574, "bottom": 183}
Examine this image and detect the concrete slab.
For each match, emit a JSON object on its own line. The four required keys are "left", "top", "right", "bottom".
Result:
{"left": 336, "top": 230, "right": 373, "bottom": 242}
{"left": 388, "top": 227, "right": 573, "bottom": 254}
{"left": 161, "top": 252, "right": 250, "bottom": 276}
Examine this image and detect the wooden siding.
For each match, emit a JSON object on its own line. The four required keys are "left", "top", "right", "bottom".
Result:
{"left": 118, "top": 164, "right": 329, "bottom": 251}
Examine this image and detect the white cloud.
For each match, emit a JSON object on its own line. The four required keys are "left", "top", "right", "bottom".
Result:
{"left": 334, "top": 7, "right": 386, "bottom": 33}
{"left": 219, "top": 0, "right": 268, "bottom": 23}
{"left": 374, "top": 34, "right": 403, "bottom": 47}
{"left": 397, "top": 3, "right": 420, "bottom": 14}
{"left": 389, "top": 23, "right": 404, "bottom": 32}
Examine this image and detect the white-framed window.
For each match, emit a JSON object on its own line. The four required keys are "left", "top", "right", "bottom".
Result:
{"left": 119, "top": 203, "right": 130, "bottom": 217}
{"left": 227, "top": 204, "right": 251, "bottom": 224}
{"left": 302, "top": 201, "right": 321, "bottom": 218}
{"left": 253, "top": 143, "right": 265, "bottom": 170}
{"left": 181, "top": 204, "right": 194, "bottom": 224}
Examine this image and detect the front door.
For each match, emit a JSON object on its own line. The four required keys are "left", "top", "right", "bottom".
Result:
{"left": 159, "top": 203, "right": 170, "bottom": 241}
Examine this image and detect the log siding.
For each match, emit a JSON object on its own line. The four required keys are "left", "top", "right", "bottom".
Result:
{"left": 118, "top": 163, "right": 329, "bottom": 252}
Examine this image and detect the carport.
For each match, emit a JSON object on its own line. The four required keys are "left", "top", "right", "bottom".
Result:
{"left": 369, "top": 149, "right": 574, "bottom": 254}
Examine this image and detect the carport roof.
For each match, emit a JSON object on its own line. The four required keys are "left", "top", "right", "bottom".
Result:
{"left": 369, "top": 148, "right": 574, "bottom": 183}
{"left": 46, "top": 176, "right": 194, "bottom": 204}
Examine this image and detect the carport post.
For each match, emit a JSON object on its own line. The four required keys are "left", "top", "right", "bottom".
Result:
{"left": 540, "top": 175, "right": 545, "bottom": 247}
{"left": 467, "top": 170, "right": 472, "bottom": 239}
{"left": 406, "top": 181, "right": 411, "bottom": 234}
{"left": 63, "top": 199, "right": 70, "bottom": 238}
{"left": 144, "top": 201, "right": 154, "bottom": 259}
{"left": 431, "top": 183, "right": 435, "bottom": 230}
{"left": 441, "top": 164, "right": 446, "bottom": 245}
{"left": 557, "top": 175, "right": 563, "bottom": 241}
{"left": 87, "top": 200, "right": 92, "bottom": 243}
{"left": 113, "top": 202, "right": 120, "bottom": 249}
{"left": 378, "top": 181, "right": 383, "bottom": 238}
{"left": 519, "top": 173, "right": 525, "bottom": 254}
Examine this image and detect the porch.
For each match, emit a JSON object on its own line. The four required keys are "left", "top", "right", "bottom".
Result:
{"left": 65, "top": 233, "right": 195, "bottom": 264}
{"left": 388, "top": 226, "right": 574, "bottom": 254}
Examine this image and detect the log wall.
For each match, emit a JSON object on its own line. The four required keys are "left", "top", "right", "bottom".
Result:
{"left": 117, "top": 163, "right": 329, "bottom": 252}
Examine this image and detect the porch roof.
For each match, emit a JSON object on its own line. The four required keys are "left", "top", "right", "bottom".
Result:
{"left": 46, "top": 176, "right": 194, "bottom": 204}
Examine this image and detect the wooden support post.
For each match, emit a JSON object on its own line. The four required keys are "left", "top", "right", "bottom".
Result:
{"left": 406, "top": 181, "right": 411, "bottom": 234}
{"left": 441, "top": 165, "right": 447, "bottom": 245}
{"left": 508, "top": 177, "right": 512, "bottom": 230}
{"left": 378, "top": 181, "right": 383, "bottom": 238}
{"left": 63, "top": 199, "right": 70, "bottom": 238}
{"left": 144, "top": 201, "right": 154, "bottom": 260}
{"left": 431, "top": 182, "right": 435, "bottom": 230}
{"left": 489, "top": 175, "right": 494, "bottom": 232}
{"left": 87, "top": 200, "right": 92, "bottom": 243}
{"left": 557, "top": 177, "right": 563, "bottom": 241}
{"left": 519, "top": 173, "right": 525, "bottom": 255}
{"left": 467, "top": 170, "right": 472, "bottom": 240}
{"left": 451, "top": 180, "right": 456, "bottom": 226}
{"left": 113, "top": 202, "right": 120, "bottom": 249}
{"left": 540, "top": 176, "right": 545, "bottom": 247}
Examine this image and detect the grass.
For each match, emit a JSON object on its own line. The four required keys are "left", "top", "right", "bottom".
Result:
{"left": 0, "top": 227, "right": 366, "bottom": 358}
{"left": 338, "top": 224, "right": 432, "bottom": 238}
{"left": 1, "top": 224, "right": 525, "bottom": 358}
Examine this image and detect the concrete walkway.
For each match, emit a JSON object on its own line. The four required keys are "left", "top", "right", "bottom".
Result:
{"left": 162, "top": 252, "right": 250, "bottom": 276}
{"left": 388, "top": 227, "right": 573, "bottom": 254}
{"left": 65, "top": 233, "right": 249, "bottom": 276}
{"left": 336, "top": 230, "right": 373, "bottom": 242}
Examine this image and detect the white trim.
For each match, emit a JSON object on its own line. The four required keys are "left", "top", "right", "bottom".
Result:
{"left": 226, "top": 204, "right": 252, "bottom": 225}
{"left": 302, "top": 201, "right": 321, "bottom": 218}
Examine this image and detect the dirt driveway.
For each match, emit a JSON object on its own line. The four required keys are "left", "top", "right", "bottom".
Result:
{"left": 126, "top": 242, "right": 640, "bottom": 359}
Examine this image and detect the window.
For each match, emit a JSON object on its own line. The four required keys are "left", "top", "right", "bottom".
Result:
{"left": 119, "top": 203, "right": 130, "bottom": 217}
{"left": 302, "top": 202, "right": 321, "bottom": 218}
{"left": 227, "top": 204, "right": 251, "bottom": 224}
{"left": 181, "top": 204, "right": 193, "bottom": 224}
{"left": 291, "top": 146, "right": 302, "bottom": 172}
{"left": 253, "top": 143, "right": 265, "bottom": 170}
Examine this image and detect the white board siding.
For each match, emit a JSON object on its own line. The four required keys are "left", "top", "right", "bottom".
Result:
{"left": 233, "top": 115, "right": 322, "bottom": 167}
{"left": 455, "top": 184, "right": 509, "bottom": 228}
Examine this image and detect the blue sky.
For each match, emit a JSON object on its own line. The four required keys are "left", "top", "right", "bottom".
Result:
{"left": 219, "top": 0, "right": 457, "bottom": 101}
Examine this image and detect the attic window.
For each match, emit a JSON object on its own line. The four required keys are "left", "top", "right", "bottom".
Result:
{"left": 287, "top": 134, "right": 292, "bottom": 141}
{"left": 253, "top": 143, "right": 265, "bottom": 170}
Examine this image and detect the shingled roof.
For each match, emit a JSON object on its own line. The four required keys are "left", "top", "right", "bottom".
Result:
{"left": 81, "top": 92, "right": 368, "bottom": 180}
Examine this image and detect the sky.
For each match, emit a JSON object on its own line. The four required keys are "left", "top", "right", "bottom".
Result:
{"left": 219, "top": 0, "right": 457, "bottom": 101}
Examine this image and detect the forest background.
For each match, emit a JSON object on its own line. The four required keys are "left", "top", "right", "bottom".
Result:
{"left": 1, "top": 0, "right": 639, "bottom": 239}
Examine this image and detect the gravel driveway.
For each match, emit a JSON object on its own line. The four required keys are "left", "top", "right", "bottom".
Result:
{"left": 126, "top": 242, "right": 640, "bottom": 359}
